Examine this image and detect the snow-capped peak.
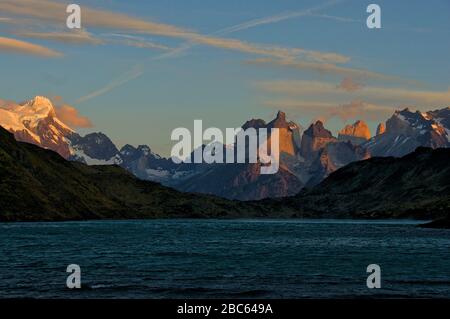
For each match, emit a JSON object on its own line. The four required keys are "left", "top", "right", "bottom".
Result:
{"left": 0, "top": 96, "right": 75, "bottom": 157}
{"left": 18, "top": 96, "right": 56, "bottom": 118}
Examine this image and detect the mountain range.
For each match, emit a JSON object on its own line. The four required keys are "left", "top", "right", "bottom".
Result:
{"left": 0, "top": 125, "right": 258, "bottom": 221}
{"left": 1, "top": 123, "right": 449, "bottom": 226}
{"left": 1, "top": 96, "right": 450, "bottom": 201}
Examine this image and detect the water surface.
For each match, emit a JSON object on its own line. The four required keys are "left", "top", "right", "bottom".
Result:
{"left": 0, "top": 219, "right": 449, "bottom": 298}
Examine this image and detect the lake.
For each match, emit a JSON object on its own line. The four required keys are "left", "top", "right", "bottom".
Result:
{"left": 0, "top": 219, "right": 449, "bottom": 298}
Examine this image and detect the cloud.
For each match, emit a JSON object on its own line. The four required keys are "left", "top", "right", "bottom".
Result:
{"left": 0, "top": 0, "right": 191, "bottom": 37}
{"left": 13, "top": 29, "right": 103, "bottom": 45}
{"left": 308, "top": 13, "right": 360, "bottom": 24}
{"left": 103, "top": 34, "right": 170, "bottom": 51}
{"left": 155, "top": 0, "right": 349, "bottom": 64}
{"left": 190, "top": 35, "right": 349, "bottom": 63}
{"left": 55, "top": 104, "right": 92, "bottom": 128}
{"left": 328, "top": 100, "right": 393, "bottom": 121}
{"left": 76, "top": 65, "right": 144, "bottom": 104}
{"left": 262, "top": 99, "right": 393, "bottom": 122}
{"left": 246, "top": 58, "right": 403, "bottom": 82}
{"left": 1, "top": 0, "right": 348, "bottom": 63}
{"left": 337, "top": 77, "right": 364, "bottom": 92}
{"left": 257, "top": 79, "right": 450, "bottom": 107}
{"left": 0, "top": 36, "right": 62, "bottom": 57}
{"left": 216, "top": 0, "right": 343, "bottom": 34}
{"left": 51, "top": 96, "right": 92, "bottom": 128}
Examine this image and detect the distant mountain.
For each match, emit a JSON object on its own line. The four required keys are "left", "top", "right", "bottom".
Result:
{"left": 0, "top": 96, "right": 181, "bottom": 183}
{"left": 174, "top": 112, "right": 304, "bottom": 200}
{"left": 0, "top": 126, "right": 257, "bottom": 221}
{"left": 2, "top": 95, "right": 450, "bottom": 201}
{"left": 69, "top": 132, "right": 119, "bottom": 163}
{"left": 338, "top": 120, "right": 371, "bottom": 145}
{"left": 0, "top": 96, "right": 74, "bottom": 158}
{"left": 364, "top": 108, "right": 450, "bottom": 157}
{"left": 274, "top": 147, "right": 450, "bottom": 220}
{"left": 2, "top": 124, "right": 449, "bottom": 224}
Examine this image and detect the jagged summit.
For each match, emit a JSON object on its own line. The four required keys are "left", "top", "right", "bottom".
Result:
{"left": 338, "top": 120, "right": 371, "bottom": 145}
{"left": 339, "top": 120, "right": 371, "bottom": 139}
{"left": 304, "top": 120, "right": 333, "bottom": 138}
{"left": 267, "top": 110, "right": 290, "bottom": 129}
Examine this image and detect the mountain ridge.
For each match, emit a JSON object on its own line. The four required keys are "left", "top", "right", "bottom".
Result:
{"left": 0, "top": 125, "right": 261, "bottom": 221}
{"left": 2, "top": 95, "right": 450, "bottom": 201}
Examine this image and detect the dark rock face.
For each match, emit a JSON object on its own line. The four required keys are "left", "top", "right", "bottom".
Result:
{"left": 305, "top": 141, "right": 370, "bottom": 187}
{"left": 69, "top": 132, "right": 118, "bottom": 161}
{"left": 300, "top": 121, "right": 336, "bottom": 160}
{"left": 278, "top": 147, "right": 450, "bottom": 220}
{"left": 118, "top": 144, "right": 176, "bottom": 182}
{"left": 177, "top": 162, "right": 304, "bottom": 201}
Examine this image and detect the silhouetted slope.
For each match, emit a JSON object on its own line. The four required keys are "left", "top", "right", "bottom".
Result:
{"left": 278, "top": 147, "right": 450, "bottom": 219}
{"left": 0, "top": 126, "right": 258, "bottom": 221}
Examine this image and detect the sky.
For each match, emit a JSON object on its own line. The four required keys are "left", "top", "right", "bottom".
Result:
{"left": 0, "top": 0, "right": 449, "bottom": 156}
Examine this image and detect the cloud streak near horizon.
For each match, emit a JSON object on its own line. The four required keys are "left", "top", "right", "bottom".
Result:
{"left": 0, "top": 35, "right": 62, "bottom": 57}
{"left": 257, "top": 79, "right": 450, "bottom": 123}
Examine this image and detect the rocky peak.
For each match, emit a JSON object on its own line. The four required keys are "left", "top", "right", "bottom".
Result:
{"left": 300, "top": 121, "right": 336, "bottom": 159}
{"left": 120, "top": 144, "right": 137, "bottom": 154}
{"left": 69, "top": 132, "right": 118, "bottom": 161}
{"left": 339, "top": 120, "right": 371, "bottom": 139}
{"left": 242, "top": 118, "right": 266, "bottom": 130}
{"left": 376, "top": 123, "right": 386, "bottom": 135}
{"left": 267, "top": 111, "right": 290, "bottom": 129}
{"left": 304, "top": 121, "right": 333, "bottom": 138}
{"left": 137, "top": 145, "right": 152, "bottom": 155}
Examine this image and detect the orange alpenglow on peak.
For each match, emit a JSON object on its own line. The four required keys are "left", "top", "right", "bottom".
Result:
{"left": 339, "top": 120, "right": 371, "bottom": 139}
{"left": 338, "top": 120, "right": 371, "bottom": 145}
{"left": 376, "top": 122, "right": 386, "bottom": 135}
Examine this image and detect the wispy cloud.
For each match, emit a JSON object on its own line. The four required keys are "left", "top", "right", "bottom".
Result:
{"left": 337, "top": 77, "right": 364, "bottom": 92}
{"left": 1, "top": 0, "right": 351, "bottom": 102}
{"left": 54, "top": 104, "right": 93, "bottom": 128}
{"left": 155, "top": 0, "right": 347, "bottom": 63}
{"left": 257, "top": 79, "right": 450, "bottom": 107}
{"left": 263, "top": 99, "right": 394, "bottom": 122}
{"left": 76, "top": 65, "right": 144, "bottom": 104}
{"left": 246, "top": 58, "right": 404, "bottom": 82}
{"left": 0, "top": 0, "right": 346, "bottom": 62}
{"left": 257, "top": 79, "right": 450, "bottom": 124}
{"left": 13, "top": 29, "right": 103, "bottom": 45}
{"left": 0, "top": 36, "right": 62, "bottom": 57}
{"left": 102, "top": 34, "right": 170, "bottom": 51}
{"left": 216, "top": 0, "right": 343, "bottom": 34}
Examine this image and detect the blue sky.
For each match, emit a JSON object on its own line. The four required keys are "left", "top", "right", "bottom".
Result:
{"left": 0, "top": 0, "right": 449, "bottom": 155}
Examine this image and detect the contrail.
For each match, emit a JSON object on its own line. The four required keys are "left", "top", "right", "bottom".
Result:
{"left": 154, "top": 0, "right": 344, "bottom": 60}
{"left": 76, "top": 0, "right": 343, "bottom": 103}
{"left": 76, "top": 65, "right": 144, "bottom": 104}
